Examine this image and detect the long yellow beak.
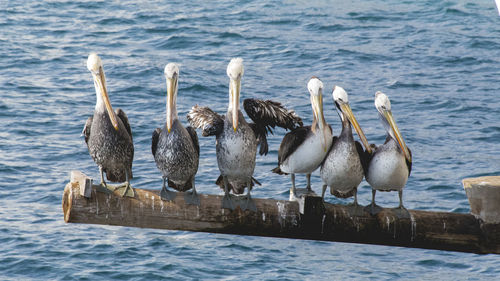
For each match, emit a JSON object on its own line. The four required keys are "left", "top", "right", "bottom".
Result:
{"left": 94, "top": 67, "right": 119, "bottom": 131}
{"left": 230, "top": 78, "right": 240, "bottom": 131}
{"left": 311, "top": 93, "right": 328, "bottom": 151}
{"left": 384, "top": 110, "right": 411, "bottom": 162}
{"left": 340, "top": 103, "right": 372, "bottom": 154}
{"left": 311, "top": 93, "right": 324, "bottom": 131}
{"left": 166, "top": 75, "right": 177, "bottom": 133}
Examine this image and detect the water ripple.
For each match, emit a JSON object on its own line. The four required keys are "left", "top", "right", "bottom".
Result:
{"left": 1, "top": 0, "right": 500, "bottom": 279}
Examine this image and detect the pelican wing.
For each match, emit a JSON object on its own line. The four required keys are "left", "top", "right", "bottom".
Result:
{"left": 355, "top": 140, "right": 370, "bottom": 175}
{"left": 187, "top": 105, "right": 224, "bottom": 137}
{"left": 383, "top": 135, "right": 412, "bottom": 175}
{"left": 116, "top": 108, "right": 133, "bottom": 140}
{"left": 407, "top": 148, "right": 413, "bottom": 176}
{"left": 363, "top": 143, "right": 378, "bottom": 174}
{"left": 82, "top": 116, "right": 93, "bottom": 144}
{"left": 249, "top": 123, "right": 268, "bottom": 155}
{"left": 320, "top": 136, "right": 339, "bottom": 166}
{"left": 277, "top": 126, "right": 311, "bottom": 165}
{"left": 186, "top": 126, "right": 200, "bottom": 156}
{"left": 151, "top": 128, "right": 161, "bottom": 157}
{"left": 243, "top": 98, "right": 303, "bottom": 134}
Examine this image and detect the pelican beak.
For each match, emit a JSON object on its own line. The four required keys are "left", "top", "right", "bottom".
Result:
{"left": 383, "top": 109, "right": 411, "bottom": 162}
{"left": 230, "top": 77, "right": 240, "bottom": 131}
{"left": 166, "top": 74, "right": 177, "bottom": 133}
{"left": 311, "top": 92, "right": 328, "bottom": 151}
{"left": 93, "top": 67, "right": 119, "bottom": 131}
{"left": 340, "top": 103, "right": 372, "bottom": 154}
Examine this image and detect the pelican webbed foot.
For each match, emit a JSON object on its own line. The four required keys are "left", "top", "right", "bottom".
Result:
{"left": 160, "top": 185, "right": 176, "bottom": 201}
{"left": 393, "top": 205, "right": 410, "bottom": 218}
{"left": 95, "top": 182, "right": 114, "bottom": 194}
{"left": 222, "top": 194, "right": 235, "bottom": 210}
{"left": 96, "top": 167, "right": 113, "bottom": 194}
{"left": 347, "top": 201, "right": 360, "bottom": 207}
{"left": 241, "top": 193, "right": 257, "bottom": 212}
{"left": 364, "top": 202, "right": 382, "bottom": 215}
{"left": 184, "top": 187, "right": 200, "bottom": 206}
{"left": 364, "top": 189, "right": 381, "bottom": 215}
{"left": 221, "top": 176, "right": 235, "bottom": 210}
{"left": 295, "top": 188, "right": 317, "bottom": 198}
{"left": 114, "top": 182, "right": 135, "bottom": 198}
{"left": 392, "top": 190, "right": 410, "bottom": 217}
{"left": 111, "top": 170, "right": 135, "bottom": 197}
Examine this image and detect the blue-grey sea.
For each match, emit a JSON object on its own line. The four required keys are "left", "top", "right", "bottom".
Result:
{"left": 1, "top": 0, "right": 500, "bottom": 280}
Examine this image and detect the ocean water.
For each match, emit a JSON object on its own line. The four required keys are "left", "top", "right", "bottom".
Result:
{"left": 1, "top": 0, "right": 500, "bottom": 279}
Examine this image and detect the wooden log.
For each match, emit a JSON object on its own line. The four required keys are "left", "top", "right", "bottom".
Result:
{"left": 62, "top": 176, "right": 500, "bottom": 255}
{"left": 62, "top": 180, "right": 305, "bottom": 237}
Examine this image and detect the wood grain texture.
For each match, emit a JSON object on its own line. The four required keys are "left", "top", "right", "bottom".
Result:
{"left": 62, "top": 175, "right": 500, "bottom": 254}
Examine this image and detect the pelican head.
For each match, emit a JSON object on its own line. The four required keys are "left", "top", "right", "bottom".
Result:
{"left": 308, "top": 77, "right": 328, "bottom": 150}
{"left": 332, "top": 86, "right": 372, "bottom": 153}
{"left": 87, "top": 53, "right": 102, "bottom": 73}
{"left": 308, "top": 77, "right": 325, "bottom": 129}
{"left": 375, "top": 91, "right": 411, "bottom": 162}
{"left": 164, "top": 63, "right": 179, "bottom": 133}
{"left": 87, "top": 53, "right": 119, "bottom": 131}
{"left": 227, "top": 58, "right": 244, "bottom": 131}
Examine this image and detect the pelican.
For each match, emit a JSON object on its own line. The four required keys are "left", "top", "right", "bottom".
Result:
{"left": 320, "top": 86, "right": 372, "bottom": 205}
{"left": 366, "top": 91, "right": 412, "bottom": 213}
{"left": 188, "top": 58, "right": 302, "bottom": 211}
{"left": 152, "top": 63, "right": 200, "bottom": 204}
{"left": 272, "top": 77, "right": 333, "bottom": 199}
{"left": 82, "top": 53, "right": 134, "bottom": 197}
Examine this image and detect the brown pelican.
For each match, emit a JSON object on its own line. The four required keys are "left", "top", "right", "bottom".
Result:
{"left": 366, "top": 91, "right": 412, "bottom": 213}
{"left": 320, "top": 86, "right": 372, "bottom": 205}
{"left": 152, "top": 63, "right": 200, "bottom": 204}
{"left": 272, "top": 77, "right": 333, "bottom": 199}
{"left": 187, "top": 58, "right": 302, "bottom": 211}
{"left": 82, "top": 53, "right": 134, "bottom": 197}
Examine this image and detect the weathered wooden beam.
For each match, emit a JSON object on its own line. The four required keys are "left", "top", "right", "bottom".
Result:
{"left": 62, "top": 180, "right": 305, "bottom": 237}
{"left": 62, "top": 174, "right": 500, "bottom": 255}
